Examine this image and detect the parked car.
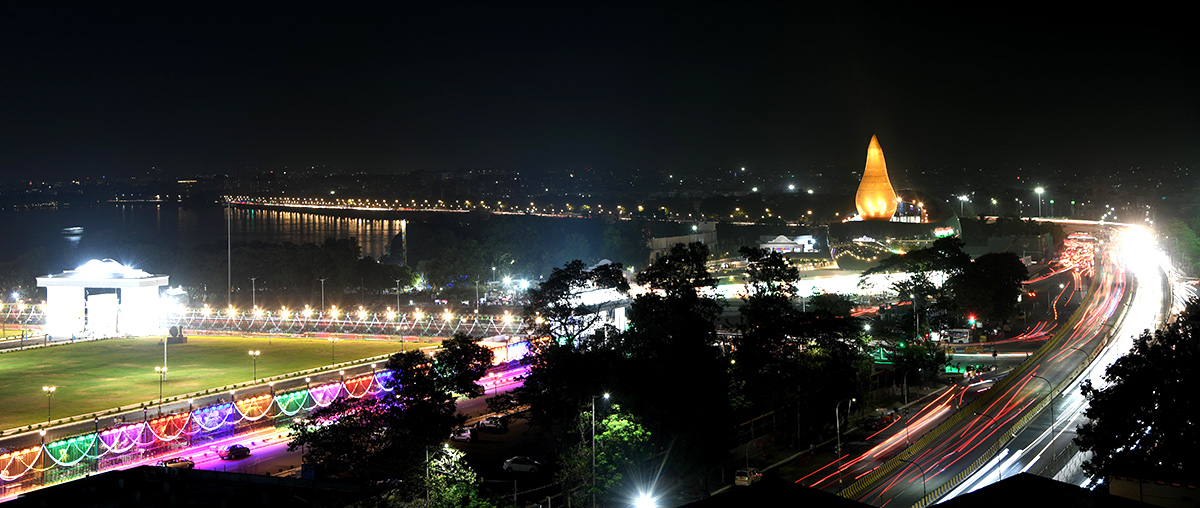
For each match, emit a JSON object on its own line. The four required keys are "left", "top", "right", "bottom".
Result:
{"left": 158, "top": 457, "right": 195, "bottom": 469}
{"left": 502, "top": 456, "right": 541, "bottom": 473}
{"left": 734, "top": 468, "right": 762, "bottom": 486}
{"left": 450, "top": 426, "right": 474, "bottom": 442}
{"left": 479, "top": 415, "right": 509, "bottom": 430}
{"left": 867, "top": 412, "right": 902, "bottom": 431}
{"left": 218, "top": 444, "right": 250, "bottom": 460}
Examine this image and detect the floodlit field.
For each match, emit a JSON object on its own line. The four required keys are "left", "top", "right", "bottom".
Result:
{"left": 0, "top": 335, "right": 429, "bottom": 429}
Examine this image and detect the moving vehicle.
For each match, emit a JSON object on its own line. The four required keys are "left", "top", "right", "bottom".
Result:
{"left": 158, "top": 457, "right": 195, "bottom": 469}
{"left": 450, "top": 427, "right": 474, "bottom": 442}
{"left": 218, "top": 444, "right": 250, "bottom": 460}
{"left": 734, "top": 468, "right": 762, "bottom": 486}
{"left": 502, "top": 456, "right": 540, "bottom": 473}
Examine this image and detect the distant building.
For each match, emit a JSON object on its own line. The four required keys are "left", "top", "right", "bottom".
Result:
{"left": 648, "top": 222, "right": 718, "bottom": 261}
{"left": 757, "top": 234, "right": 818, "bottom": 253}
{"left": 830, "top": 136, "right": 962, "bottom": 270}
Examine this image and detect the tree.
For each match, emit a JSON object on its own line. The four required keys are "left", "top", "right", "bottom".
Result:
{"left": 289, "top": 349, "right": 464, "bottom": 494}
{"left": 807, "top": 292, "right": 856, "bottom": 317}
{"left": 1075, "top": 299, "right": 1200, "bottom": 486}
{"left": 623, "top": 242, "right": 731, "bottom": 471}
{"left": 434, "top": 333, "right": 495, "bottom": 397}
{"left": 523, "top": 259, "right": 630, "bottom": 345}
{"left": 425, "top": 447, "right": 499, "bottom": 508}
{"left": 862, "top": 236, "right": 970, "bottom": 277}
{"left": 945, "top": 252, "right": 1027, "bottom": 325}
{"left": 556, "top": 404, "right": 654, "bottom": 506}
{"left": 738, "top": 246, "right": 799, "bottom": 300}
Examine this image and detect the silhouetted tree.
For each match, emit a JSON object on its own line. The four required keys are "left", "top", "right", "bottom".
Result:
{"left": 434, "top": 333, "right": 495, "bottom": 397}
{"left": 1075, "top": 299, "right": 1200, "bottom": 486}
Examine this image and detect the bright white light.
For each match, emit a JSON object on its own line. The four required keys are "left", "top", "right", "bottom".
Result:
{"left": 633, "top": 492, "right": 657, "bottom": 508}
{"left": 73, "top": 259, "right": 150, "bottom": 279}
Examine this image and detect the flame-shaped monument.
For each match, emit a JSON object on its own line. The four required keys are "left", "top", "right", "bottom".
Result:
{"left": 854, "top": 135, "right": 898, "bottom": 221}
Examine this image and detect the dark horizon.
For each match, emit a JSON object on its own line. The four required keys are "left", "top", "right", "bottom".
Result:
{"left": 2, "top": 4, "right": 1197, "bottom": 179}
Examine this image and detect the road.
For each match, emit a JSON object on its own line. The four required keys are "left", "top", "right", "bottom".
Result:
{"left": 941, "top": 227, "right": 1172, "bottom": 498}
{"left": 825, "top": 226, "right": 1165, "bottom": 508}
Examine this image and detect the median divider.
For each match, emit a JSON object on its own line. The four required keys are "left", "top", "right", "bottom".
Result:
{"left": 838, "top": 261, "right": 1107, "bottom": 502}
{"left": 906, "top": 260, "right": 1134, "bottom": 508}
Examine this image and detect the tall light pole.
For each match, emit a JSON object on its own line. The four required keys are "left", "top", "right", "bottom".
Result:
{"left": 328, "top": 337, "right": 339, "bottom": 366}
{"left": 592, "top": 393, "right": 610, "bottom": 508}
{"left": 395, "top": 279, "right": 401, "bottom": 311}
{"left": 227, "top": 202, "right": 232, "bottom": 307}
{"left": 1032, "top": 375, "right": 1054, "bottom": 429}
{"left": 155, "top": 366, "right": 167, "bottom": 415}
{"left": 912, "top": 293, "right": 919, "bottom": 340}
{"left": 835, "top": 397, "right": 855, "bottom": 484}
{"left": 899, "top": 457, "right": 927, "bottom": 498}
{"left": 42, "top": 385, "right": 56, "bottom": 425}
{"left": 1035, "top": 187, "right": 1044, "bottom": 217}
{"left": 248, "top": 350, "right": 260, "bottom": 381}
{"left": 250, "top": 277, "right": 257, "bottom": 309}
{"left": 320, "top": 278, "right": 326, "bottom": 316}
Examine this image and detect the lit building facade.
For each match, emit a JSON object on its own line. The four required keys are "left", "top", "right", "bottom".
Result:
{"left": 36, "top": 259, "right": 169, "bottom": 338}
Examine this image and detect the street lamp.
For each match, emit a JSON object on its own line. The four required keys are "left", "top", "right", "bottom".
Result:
{"left": 42, "top": 386, "right": 56, "bottom": 425}
{"left": 395, "top": 279, "right": 402, "bottom": 311}
{"left": 155, "top": 366, "right": 167, "bottom": 414}
{"left": 835, "top": 397, "right": 856, "bottom": 484}
{"left": 1035, "top": 187, "right": 1044, "bottom": 217}
{"left": 248, "top": 350, "right": 260, "bottom": 381}
{"left": 328, "top": 337, "right": 339, "bottom": 366}
{"left": 250, "top": 277, "right": 257, "bottom": 309}
{"left": 1032, "top": 375, "right": 1055, "bottom": 429}
{"left": 592, "top": 393, "right": 610, "bottom": 507}
{"left": 911, "top": 293, "right": 920, "bottom": 339}
{"left": 899, "top": 457, "right": 927, "bottom": 498}
{"left": 320, "top": 278, "right": 326, "bottom": 315}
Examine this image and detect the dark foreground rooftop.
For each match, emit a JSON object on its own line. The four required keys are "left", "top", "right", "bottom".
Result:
{"left": 6, "top": 466, "right": 364, "bottom": 508}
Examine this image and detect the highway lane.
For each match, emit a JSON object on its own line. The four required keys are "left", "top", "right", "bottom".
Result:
{"left": 843, "top": 226, "right": 1153, "bottom": 508}
{"left": 942, "top": 228, "right": 1170, "bottom": 499}
{"left": 791, "top": 269, "right": 1081, "bottom": 495}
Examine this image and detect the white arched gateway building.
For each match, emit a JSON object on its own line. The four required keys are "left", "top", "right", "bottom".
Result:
{"left": 36, "top": 259, "right": 169, "bottom": 338}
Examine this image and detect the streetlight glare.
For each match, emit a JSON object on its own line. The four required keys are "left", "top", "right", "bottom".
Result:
{"left": 633, "top": 492, "right": 657, "bottom": 508}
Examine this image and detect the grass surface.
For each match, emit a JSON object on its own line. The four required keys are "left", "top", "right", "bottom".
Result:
{"left": 0, "top": 335, "right": 429, "bottom": 429}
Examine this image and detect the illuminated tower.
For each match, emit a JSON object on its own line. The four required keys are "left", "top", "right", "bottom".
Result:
{"left": 854, "top": 135, "right": 898, "bottom": 221}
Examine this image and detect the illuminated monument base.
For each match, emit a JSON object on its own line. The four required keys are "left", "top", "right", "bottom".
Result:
{"left": 36, "top": 259, "right": 169, "bottom": 338}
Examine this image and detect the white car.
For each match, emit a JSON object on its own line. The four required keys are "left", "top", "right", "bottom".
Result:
{"left": 479, "top": 415, "right": 509, "bottom": 429}
{"left": 734, "top": 468, "right": 762, "bottom": 486}
{"left": 449, "top": 427, "right": 474, "bottom": 442}
{"left": 502, "top": 456, "right": 540, "bottom": 473}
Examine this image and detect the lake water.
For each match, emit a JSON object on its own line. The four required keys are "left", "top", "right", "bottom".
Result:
{"left": 0, "top": 204, "right": 407, "bottom": 264}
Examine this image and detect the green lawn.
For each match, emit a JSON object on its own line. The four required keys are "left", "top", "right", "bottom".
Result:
{"left": 0, "top": 335, "right": 429, "bottom": 430}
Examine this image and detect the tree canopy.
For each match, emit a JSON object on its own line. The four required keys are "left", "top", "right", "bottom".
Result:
{"left": 289, "top": 339, "right": 495, "bottom": 502}
{"left": 1075, "top": 299, "right": 1200, "bottom": 485}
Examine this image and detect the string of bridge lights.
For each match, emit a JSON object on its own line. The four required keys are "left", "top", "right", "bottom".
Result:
{"left": 226, "top": 195, "right": 827, "bottom": 222}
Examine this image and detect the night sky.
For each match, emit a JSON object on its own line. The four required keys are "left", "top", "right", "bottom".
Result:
{"left": 2, "top": 3, "right": 1196, "bottom": 179}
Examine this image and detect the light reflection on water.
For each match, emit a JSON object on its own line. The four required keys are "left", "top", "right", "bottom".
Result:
{"left": 1, "top": 204, "right": 405, "bottom": 262}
